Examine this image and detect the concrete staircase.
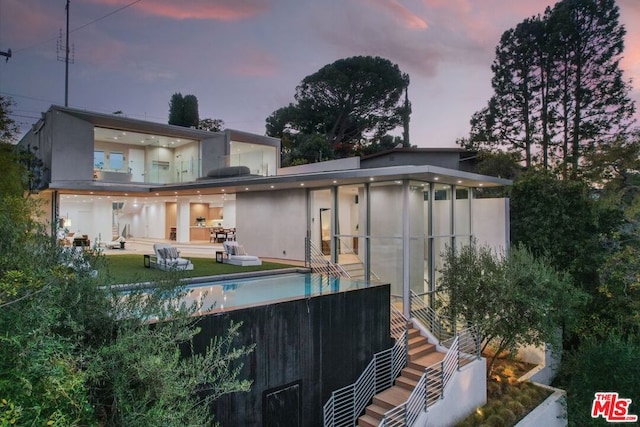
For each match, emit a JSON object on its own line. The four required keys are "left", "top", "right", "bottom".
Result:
{"left": 340, "top": 261, "right": 366, "bottom": 280}
{"left": 357, "top": 327, "right": 445, "bottom": 427}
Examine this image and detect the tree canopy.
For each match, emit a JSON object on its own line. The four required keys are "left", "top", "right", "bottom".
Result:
{"left": 466, "top": 0, "right": 635, "bottom": 178}
{"left": 266, "top": 56, "right": 411, "bottom": 164}
{"left": 168, "top": 93, "right": 200, "bottom": 128}
{"left": 438, "top": 242, "right": 586, "bottom": 376}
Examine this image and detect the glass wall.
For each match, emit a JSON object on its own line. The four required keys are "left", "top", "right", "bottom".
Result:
{"left": 307, "top": 179, "right": 475, "bottom": 315}
{"left": 93, "top": 127, "right": 201, "bottom": 184}
{"left": 336, "top": 184, "right": 364, "bottom": 261}
{"left": 310, "top": 189, "right": 332, "bottom": 257}
{"left": 229, "top": 141, "right": 277, "bottom": 176}
{"left": 369, "top": 181, "right": 404, "bottom": 301}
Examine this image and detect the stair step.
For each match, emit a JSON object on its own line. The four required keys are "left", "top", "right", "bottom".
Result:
{"left": 408, "top": 343, "right": 436, "bottom": 360}
{"left": 401, "top": 366, "right": 424, "bottom": 381}
{"left": 407, "top": 328, "right": 421, "bottom": 339}
{"left": 365, "top": 403, "right": 387, "bottom": 419}
{"left": 357, "top": 413, "right": 381, "bottom": 427}
{"left": 372, "top": 386, "right": 411, "bottom": 410}
{"left": 408, "top": 351, "right": 446, "bottom": 371}
{"left": 408, "top": 335, "right": 428, "bottom": 348}
{"left": 395, "top": 375, "right": 418, "bottom": 391}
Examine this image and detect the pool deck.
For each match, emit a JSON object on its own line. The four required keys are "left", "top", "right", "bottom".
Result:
{"left": 101, "top": 237, "right": 307, "bottom": 266}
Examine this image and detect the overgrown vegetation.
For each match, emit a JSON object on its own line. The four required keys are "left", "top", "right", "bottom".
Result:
{"left": 0, "top": 111, "right": 255, "bottom": 425}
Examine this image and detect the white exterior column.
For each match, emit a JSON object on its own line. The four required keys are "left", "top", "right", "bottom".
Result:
{"left": 93, "top": 198, "right": 113, "bottom": 246}
{"left": 176, "top": 198, "right": 191, "bottom": 243}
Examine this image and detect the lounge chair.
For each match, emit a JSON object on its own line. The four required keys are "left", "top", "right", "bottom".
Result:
{"left": 153, "top": 243, "right": 194, "bottom": 271}
{"left": 105, "top": 236, "right": 126, "bottom": 249}
{"left": 222, "top": 241, "right": 262, "bottom": 266}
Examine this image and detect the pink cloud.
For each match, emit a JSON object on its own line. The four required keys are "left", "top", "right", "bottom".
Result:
{"left": 228, "top": 48, "right": 279, "bottom": 77}
{"left": 87, "top": 0, "right": 269, "bottom": 21}
{"left": 3, "top": 0, "right": 61, "bottom": 48}
{"left": 366, "top": 0, "right": 428, "bottom": 29}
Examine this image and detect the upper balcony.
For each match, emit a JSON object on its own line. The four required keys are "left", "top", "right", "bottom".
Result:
{"left": 93, "top": 127, "right": 278, "bottom": 185}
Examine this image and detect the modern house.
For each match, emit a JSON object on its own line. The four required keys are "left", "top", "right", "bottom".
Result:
{"left": 19, "top": 105, "right": 512, "bottom": 425}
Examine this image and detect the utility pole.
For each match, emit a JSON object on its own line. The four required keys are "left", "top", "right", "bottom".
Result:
{"left": 57, "top": 1, "right": 73, "bottom": 106}
{"left": 65, "top": 0, "right": 70, "bottom": 107}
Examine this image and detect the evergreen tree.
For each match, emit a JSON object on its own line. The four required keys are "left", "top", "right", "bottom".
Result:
{"left": 168, "top": 93, "right": 200, "bottom": 128}
{"left": 467, "top": 0, "right": 635, "bottom": 178}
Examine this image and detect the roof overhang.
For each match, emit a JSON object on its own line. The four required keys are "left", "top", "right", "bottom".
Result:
{"left": 47, "top": 164, "right": 510, "bottom": 197}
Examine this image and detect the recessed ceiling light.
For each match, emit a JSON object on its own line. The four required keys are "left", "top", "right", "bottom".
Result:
{"left": 333, "top": 180, "right": 337, "bottom": 184}
{"left": 457, "top": 180, "right": 462, "bottom": 184}
{"left": 245, "top": 187, "right": 249, "bottom": 191}
{"left": 434, "top": 177, "right": 439, "bottom": 181}
{"left": 479, "top": 183, "right": 484, "bottom": 187}
{"left": 369, "top": 177, "right": 374, "bottom": 181}
{"left": 300, "top": 183, "right": 305, "bottom": 186}
{"left": 270, "top": 185, "right": 274, "bottom": 189}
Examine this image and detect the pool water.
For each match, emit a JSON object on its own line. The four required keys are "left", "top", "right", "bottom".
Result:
{"left": 186, "top": 273, "right": 373, "bottom": 314}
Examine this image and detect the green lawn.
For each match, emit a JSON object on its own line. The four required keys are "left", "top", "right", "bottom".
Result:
{"left": 97, "top": 254, "right": 298, "bottom": 285}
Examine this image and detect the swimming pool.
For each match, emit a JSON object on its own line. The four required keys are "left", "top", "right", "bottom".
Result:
{"left": 186, "top": 273, "right": 375, "bottom": 314}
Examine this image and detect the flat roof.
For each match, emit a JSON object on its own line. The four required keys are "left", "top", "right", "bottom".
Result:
{"left": 48, "top": 163, "right": 511, "bottom": 197}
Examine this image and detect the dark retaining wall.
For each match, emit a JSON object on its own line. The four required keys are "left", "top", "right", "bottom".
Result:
{"left": 192, "top": 283, "right": 392, "bottom": 426}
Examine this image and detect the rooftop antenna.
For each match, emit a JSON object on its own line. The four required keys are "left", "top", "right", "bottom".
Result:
{"left": 56, "top": 0, "right": 74, "bottom": 106}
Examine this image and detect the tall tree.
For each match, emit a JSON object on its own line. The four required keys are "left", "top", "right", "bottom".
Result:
{"left": 0, "top": 95, "right": 18, "bottom": 144}
{"left": 550, "top": 0, "right": 635, "bottom": 178}
{"left": 467, "top": 0, "right": 635, "bottom": 177}
{"left": 266, "top": 56, "right": 410, "bottom": 160}
{"left": 168, "top": 92, "right": 200, "bottom": 128}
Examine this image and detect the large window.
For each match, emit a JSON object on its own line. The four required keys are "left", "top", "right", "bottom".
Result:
{"left": 94, "top": 151, "right": 105, "bottom": 169}
{"left": 230, "top": 141, "right": 277, "bottom": 176}
{"left": 110, "top": 152, "right": 124, "bottom": 171}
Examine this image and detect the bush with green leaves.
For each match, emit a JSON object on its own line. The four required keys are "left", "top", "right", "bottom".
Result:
{"left": 438, "top": 242, "right": 588, "bottom": 375}
{"left": 0, "top": 198, "right": 253, "bottom": 425}
{"left": 557, "top": 334, "right": 640, "bottom": 427}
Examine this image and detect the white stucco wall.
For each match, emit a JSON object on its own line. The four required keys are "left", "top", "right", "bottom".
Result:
{"left": 515, "top": 385, "right": 567, "bottom": 427}
{"left": 472, "top": 198, "right": 509, "bottom": 252}
{"left": 142, "top": 201, "right": 166, "bottom": 239}
{"left": 236, "top": 189, "right": 307, "bottom": 261}
{"left": 415, "top": 358, "right": 487, "bottom": 427}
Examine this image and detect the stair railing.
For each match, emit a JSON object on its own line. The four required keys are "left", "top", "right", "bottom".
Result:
{"left": 305, "top": 237, "right": 350, "bottom": 278}
{"left": 379, "top": 335, "right": 460, "bottom": 427}
{"left": 379, "top": 324, "right": 482, "bottom": 427}
{"left": 410, "top": 290, "right": 456, "bottom": 342}
{"left": 336, "top": 236, "right": 382, "bottom": 282}
{"left": 323, "top": 306, "right": 408, "bottom": 427}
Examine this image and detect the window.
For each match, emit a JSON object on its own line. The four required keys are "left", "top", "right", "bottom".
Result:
{"left": 110, "top": 152, "right": 124, "bottom": 171}
{"left": 94, "top": 151, "right": 104, "bottom": 169}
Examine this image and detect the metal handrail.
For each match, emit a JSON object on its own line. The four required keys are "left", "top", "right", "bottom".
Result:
{"left": 306, "top": 238, "right": 350, "bottom": 278}
{"left": 323, "top": 307, "right": 408, "bottom": 427}
{"left": 410, "top": 290, "right": 456, "bottom": 342}
{"left": 336, "top": 237, "right": 383, "bottom": 282}
{"left": 380, "top": 325, "right": 483, "bottom": 427}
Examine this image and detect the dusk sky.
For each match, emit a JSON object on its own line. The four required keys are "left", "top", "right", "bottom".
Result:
{"left": 1, "top": 0, "right": 639, "bottom": 147}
